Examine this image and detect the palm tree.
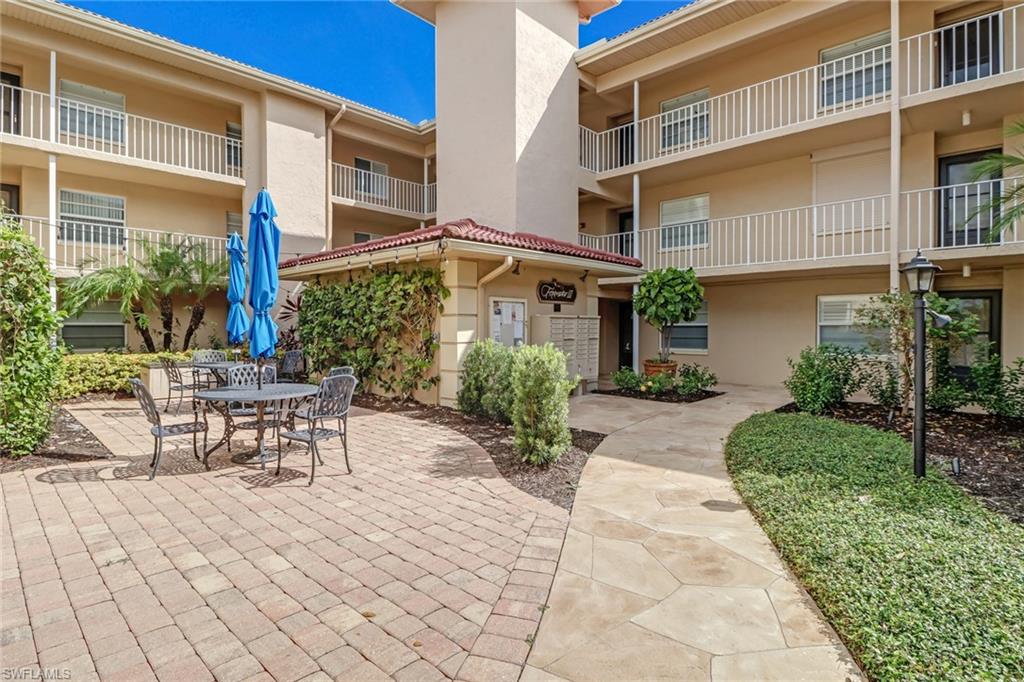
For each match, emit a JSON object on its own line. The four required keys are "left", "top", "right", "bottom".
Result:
{"left": 62, "top": 264, "right": 158, "bottom": 352}
{"left": 971, "top": 120, "right": 1024, "bottom": 242}
{"left": 141, "top": 239, "right": 191, "bottom": 351}
{"left": 181, "top": 244, "right": 228, "bottom": 350}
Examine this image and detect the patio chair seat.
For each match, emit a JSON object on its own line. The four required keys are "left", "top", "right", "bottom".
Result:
{"left": 152, "top": 421, "right": 207, "bottom": 437}
{"left": 280, "top": 426, "right": 339, "bottom": 444}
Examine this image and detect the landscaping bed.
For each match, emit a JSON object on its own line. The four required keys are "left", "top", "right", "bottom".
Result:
{"left": 726, "top": 412, "right": 1024, "bottom": 681}
{"left": 353, "top": 394, "right": 603, "bottom": 510}
{"left": 1, "top": 407, "right": 113, "bottom": 474}
{"left": 779, "top": 402, "right": 1024, "bottom": 524}
{"left": 594, "top": 387, "right": 721, "bottom": 404}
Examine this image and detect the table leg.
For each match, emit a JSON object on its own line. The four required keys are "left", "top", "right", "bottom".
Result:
{"left": 256, "top": 401, "right": 266, "bottom": 471}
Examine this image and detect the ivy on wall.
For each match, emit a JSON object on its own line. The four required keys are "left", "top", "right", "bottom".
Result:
{"left": 298, "top": 267, "right": 449, "bottom": 399}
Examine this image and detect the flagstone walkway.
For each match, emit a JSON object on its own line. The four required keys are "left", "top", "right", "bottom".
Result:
{"left": 526, "top": 386, "right": 864, "bottom": 682}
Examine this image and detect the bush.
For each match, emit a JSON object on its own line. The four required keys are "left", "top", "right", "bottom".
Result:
{"left": 0, "top": 220, "right": 63, "bottom": 457}
{"left": 784, "top": 345, "right": 859, "bottom": 415}
{"left": 639, "top": 371, "right": 675, "bottom": 395}
{"left": 510, "top": 344, "right": 578, "bottom": 465}
{"left": 726, "top": 412, "right": 1024, "bottom": 680}
{"left": 858, "top": 358, "right": 901, "bottom": 413}
{"left": 611, "top": 366, "right": 642, "bottom": 391}
{"left": 971, "top": 351, "right": 1024, "bottom": 418}
{"left": 57, "top": 351, "right": 191, "bottom": 400}
{"left": 676, "top": 363, "right": 717, "bottom": 395}
{"left": 457, "top": 339, "right": 514, "bottom": 422}
{"left": 926, "top": 357, "right": 972, "bottom": 412}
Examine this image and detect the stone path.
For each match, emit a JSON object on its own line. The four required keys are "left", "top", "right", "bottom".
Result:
{"left": 1, "top": 400, "right": 567, "bottom": 681}
{"left": 526, "top": 386, "right": 864, "bottom": 682}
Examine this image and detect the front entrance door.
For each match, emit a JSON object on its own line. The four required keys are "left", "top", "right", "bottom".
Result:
{"left": 938, "top": 290, "right": 1001, "bottom": 380}
{"left": 1, "top": 72, "right": 21, "bottom": 135}
{"left": 618, "top": 300, "right": 633, "bottom": 370}
{"left": 0, "top": 184, "right": 19, "bottom": 214}
{"left": 617, "top": 210, "right": 634, "bottom": 258}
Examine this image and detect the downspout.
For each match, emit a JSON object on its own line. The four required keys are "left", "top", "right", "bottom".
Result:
{"left": 477, "top": 257, "right": 515, "bottom": 340}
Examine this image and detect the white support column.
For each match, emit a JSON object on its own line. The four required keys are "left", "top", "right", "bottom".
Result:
{"left": 421, "top": 157, "right": 430, "bottom": 229}
{"left": 632, "top": 171, "right": 640, "bottom": 372}
{"left": 632, "top": 80, "right": 640, "bottom": 164}
{"left": 888, "top": 0, "right": 901, "bottom": 291}
{"left": 47, "top": 154, "right": 58, "bottom": 306}
{"left": 48, "top": 50, "right": 57, "bottom": 142}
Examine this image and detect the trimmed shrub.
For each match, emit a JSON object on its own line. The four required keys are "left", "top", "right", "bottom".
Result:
{"left": 858, "top": 358, "right": 901, "bottom": 413}
{"left": 639, "top": 371, "right": 675, "bottom": 395}
{"left": 1, "top": 220, "right": 63, "bottom": 457}
{"left": 57, "top": 351, "right": 191, "bottom": 400}
{"left": 971, "top": 351, "right": 1024, "bottom": 418}
{"left": 457, "top": 339, "right": 514, "bottom": 422}
{"left": 611, "top": 366, "right": 642, "bottom": 391}
{"left": 927, "top": 357, "right": 972, "bottom": 412}
{"left": 784, "top": 345, "right": 859, "bottom": 415}
{"left": 676, "top": 363, "right": 717, "bottom": 395}
{"left": 510, "top": 344, "right": 578, "bottom": 465}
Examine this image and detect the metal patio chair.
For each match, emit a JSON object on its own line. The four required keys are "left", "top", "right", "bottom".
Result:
{"left": 159, "top": 357, "right": 202, "bottom": 414}
{"left": 327, "top": 366, "right": 354, "bottom": 377}
{"left": 129, "top": 378, "right": 207, "bottom": 480}
{"left": 224, "top": 365, "right": 278, "bottom": 450}
{"left": 277, "top": 374, "right": 357, "bottom": 485}
{"left": 191, "top": 349, "right": 227, "bottom": 388}
{"left": 279, "top": 349, "right": 306, "bottom": 382}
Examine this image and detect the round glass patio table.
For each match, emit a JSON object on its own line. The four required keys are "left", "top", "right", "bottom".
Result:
{"left": 195, "top": 383, "right": 318, "bottom": 469}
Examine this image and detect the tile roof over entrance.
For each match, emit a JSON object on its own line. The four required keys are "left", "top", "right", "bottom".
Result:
{"left": 278, "top": 219, "right": 643, "bottom": 269}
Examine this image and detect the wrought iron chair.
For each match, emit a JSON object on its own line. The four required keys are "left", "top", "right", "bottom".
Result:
{"left": 279, "top": 349, "right": 306, "bottom": 382}
{"left": 277, "top": 374, "right": 357, "bottom": 485}
{"left": 129, "top": 378, "right": 207, "bottom": 480}
{"left": 327, "top": 366, "right": 354, "bottom": 377}
{"left": 159, "top": 357, "right": 202, "bottom": 414}
{"left": 191, "top": 349, "right": 227, "bottom": 388}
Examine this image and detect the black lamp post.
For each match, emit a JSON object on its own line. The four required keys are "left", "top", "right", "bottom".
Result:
{"left": 900, "top": 251, "right": 942, "bottom": 478}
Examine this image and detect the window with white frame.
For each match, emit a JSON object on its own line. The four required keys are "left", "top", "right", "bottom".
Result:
{"left": 819, "top": 32, "right": 891, "bottom": 108}
{"left": 59, "top": 80, "right": 126, "bottom": 144}
{"left": 226, "top": 122, "right": 242, "bottom": 171}
{"left": 59, "top": 189, "right": 125, "bottom": 245}
{"left": 660, "top": 194, "right": 709, "bottom": 250}
{"left": 354, "top": 157, "right": 389, "bottom": 199}
{"left": 667, "top": 301, "right": 708, "bottom": 352}
{"left": 660, "top": 89, "right": 709, "bottom": 149}
{"left": 353, "top": 231, "right": 385, "bottom": 244}
{"left": 817, "top": 294, "right": 888, "bottom": 352}
{"left": 226, "top": 211, "right": 243, "bottom": 235}
{"left": 61, "top": 300, "right": 126, "bottom": 351}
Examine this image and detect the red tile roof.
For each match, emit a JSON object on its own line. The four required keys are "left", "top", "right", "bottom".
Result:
{"left": 278, "top": 219, "right": 643, "bottom": 270}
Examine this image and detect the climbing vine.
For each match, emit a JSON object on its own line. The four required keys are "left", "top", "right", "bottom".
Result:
{"left": 298, "top": 267, "right": 449, "bottom": 399}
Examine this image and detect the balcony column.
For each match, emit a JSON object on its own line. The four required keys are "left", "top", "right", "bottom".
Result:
{"left": 48, "top": 50, "right": 56, "bottom": 143}
{"left": 421, "top": 157, "right": 430, "bottom": 229}
{"left": 632, "top": 80, "right": 640, "bottom": 164}
{"left": 632, "top": 171, "right": 640, "bottom": 372}
{"left": 888, "top": 0, "right": 902, "bottom": 290}
{"left": 47, "top": 154, "right": 57, "bottom": 306}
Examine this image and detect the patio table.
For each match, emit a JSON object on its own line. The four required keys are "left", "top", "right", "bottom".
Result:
{"left": 195, "top": 383, "right": 317, "bottom": 470}
{"left": 192, "top": 360, "right": 245, "bottom": 386}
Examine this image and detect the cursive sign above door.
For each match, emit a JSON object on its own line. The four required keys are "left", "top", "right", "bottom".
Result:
{"left": 537, "top": 279, "right": 577, "bottom": 304}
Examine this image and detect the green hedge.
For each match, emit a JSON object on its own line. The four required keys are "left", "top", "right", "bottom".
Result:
{"left": 726, "top": 412, "right": 1024, "bottom": 680}
{"left": 510, "top": 344, "right": 578, "bottom": 465}
{"left": 57, "top": 351, "right": 191, "bottom": 400}
{"left": 457, "top": 339, "right": 514, "bottom": 423}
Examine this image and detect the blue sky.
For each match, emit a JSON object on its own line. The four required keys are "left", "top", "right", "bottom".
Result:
{"left": 65, "top": 0, "right": 687, "bottom": 123}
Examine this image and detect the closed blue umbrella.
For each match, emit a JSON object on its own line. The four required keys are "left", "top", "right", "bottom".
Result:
{"left": 247, "top": 189, "right": 281, "bottom": 376}
{"left": 225, "top": 232, "right": 248, "bottom": 345}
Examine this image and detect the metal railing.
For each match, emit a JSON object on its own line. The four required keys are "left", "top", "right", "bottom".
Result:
{"left": 331, "top": 163, "right": 436, "bottom": 216}
{"left": 580, "top": 195, "right": 891, "bottom": 271}
{"left": 901, "top": 177, "right": 1022, "bottom": 251}
{"left": 901, "top": 5, "right": 1022, "bottom": 97}
{"left": 11, "top": 214, "right": 228, "bottom": 273}
{"left": 0, "top": 83, "right": 243, "bottom": 178}
{"left": 579, "top": 44, "right": 891, "bottom": 172}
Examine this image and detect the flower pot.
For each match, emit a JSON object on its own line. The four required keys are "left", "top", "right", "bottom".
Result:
{"left": 643, "top": 359, "right": 677, "bottom": 377}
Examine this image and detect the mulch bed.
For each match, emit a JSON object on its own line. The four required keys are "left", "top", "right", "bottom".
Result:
{"left": 353, "top": 394, "right": 604, "bottom": 510}
{"left": 1, "top": 407, "right": 114, "bottom": 474}
{"left": 593, "top": 388, "right": 722, "bottom": 404}
{"left": 778, "top": 402, "right": 1024, "bottom": 524}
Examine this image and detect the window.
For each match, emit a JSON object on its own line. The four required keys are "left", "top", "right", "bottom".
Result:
{"left": 61, "top": 300, "right": 126, "bottom": 351}
{"left": 354, "top": 157, "right": 389, "bottom": 199}
{"left": 938, "top": 290, "right": 1001, "bottom": 378}
{"left": 59, "top": 80, "right": 125, "bottom": 144}
{"left": 226, "top": 211, "right": 243, "bottom": 235}
{"left": 660, "top": 194, "right": 709, "bottom": 249}
{"left": 939, "top": 9, "right": 1002, "bottom": 86}
{"left": 819, "top": 32, "right": 891, "bottom": 108}
{"left": 0, "top": 183, "right": 19, "bottom": 214}
{"left": 226, "top": 122, "right": 242, "bottom": 171}
{"left": 668, "top": 301, "right": 708, "bottom": 352}
{"left": 939, "top": 149, "right": 1002, "bottom": 247}
{"left": 661, "top": 89, "right": 709, "bottom": 150}
{"left": 59, "top": 190, "right": 125, "bottom": 245}
{"left": 489, "top": 298, "right": 526, "bottom": 348}
{"left": 353, "top": 231, "right": 385, "bottom": 244}
{"left": 817, "top": 294, "right": 887, "bottom": 352}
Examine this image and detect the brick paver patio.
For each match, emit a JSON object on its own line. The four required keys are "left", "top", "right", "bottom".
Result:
{"left": 1, "top": 401, "right": 567, "bottom": 681}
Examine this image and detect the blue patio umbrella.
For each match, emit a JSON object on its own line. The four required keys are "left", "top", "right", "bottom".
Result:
{"left": 225, "top": 232, "right": 249, "bottom": 345}
{"left": 247, "top": 189, "right": 281, "bottom": 379}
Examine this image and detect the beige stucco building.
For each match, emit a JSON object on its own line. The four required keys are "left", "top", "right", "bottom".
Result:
{"left": 3, "top": 0, "right": 1022, "bottom": 403}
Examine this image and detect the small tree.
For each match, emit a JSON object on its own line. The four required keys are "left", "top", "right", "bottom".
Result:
{"left": 969, "top": 119, "right": 1024, "bottom": 243}
{"left": 633, "top": 268, "right": 704, "bottom": 364}
{"left": 510, "top": 344, "right": 578, "bottom": 465}
{"left": 181, "top": 244, "right": 228, "bottom": 350}
{"left": 62, "top": 263, "right": 157, "bottom": 352}
{"left": 141, "top": 239, "right": 191, "bottom": 351}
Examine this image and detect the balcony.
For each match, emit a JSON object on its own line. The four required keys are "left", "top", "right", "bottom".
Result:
{"left": 331, "top": 163, "right": 436, "bottom": 219}
{"left": 902, "top": 177, "right": 1023, "bottom": 254}
{"left": 579, "top": 44, "right": 891, "bottom": 174}
{"left": 0, "top": 84, "right": 243, "bottom": 179}
{"left": 13, "top": 214, "right": 228, "bottom": 276}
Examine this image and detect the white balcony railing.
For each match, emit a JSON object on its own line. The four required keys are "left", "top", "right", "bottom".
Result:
{"left": 0, "top": 84, "right": 243, "bottom": 178}
{"left": 902, "top": 177, "right": 1023, "bottom": 252}
{"left": 579, "top": 44, "right": 891, "bottom": 173}
{"left": 580, "top": 195, "right": 890, "bottom": 271}
{"left": 11, "top": 214, "right": 229, "bottom": 274}
{"left": 901, "top": 5, "right": 1023, "bottom": 97}
{"left": 331, "top": 163, "right": 436, "bottom": 217}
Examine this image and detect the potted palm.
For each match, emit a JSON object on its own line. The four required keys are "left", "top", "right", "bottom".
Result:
{"left": 633, "top": 267, "right": 704, "bottom": 376}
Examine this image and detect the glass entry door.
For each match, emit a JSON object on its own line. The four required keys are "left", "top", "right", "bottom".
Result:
{"left": 1, "top": 72, "right": 21, "bottom": 136}
{"left": 938, "top": 290, "right": 1001, "bottom": 379}
{"left": 938, "top": 150, "right": 1001, "bottom": 247}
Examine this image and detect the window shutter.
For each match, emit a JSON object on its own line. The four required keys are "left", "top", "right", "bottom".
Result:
{"left": 661, "top": 195, "right": 709, "bottom": 226}
{"left": 818, "top": 299, "right": 857, "bottom": 325}
{"left": 661, "top": 89, "right": 709, "bottom": 113}
{"left": 59, "top": 80, "right": 125, "bottom": 112}
{"left": 820, "top": 32, "right": 891, "bottom": 63}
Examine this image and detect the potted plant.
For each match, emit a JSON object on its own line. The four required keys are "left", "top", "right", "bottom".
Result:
{"left": 633, "top": 267, "right": 704, "bottom": 376}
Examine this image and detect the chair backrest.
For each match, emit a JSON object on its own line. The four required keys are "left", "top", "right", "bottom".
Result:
{"left": 281, "top": 350, "right": 304, "bottom": 374}
{"left": 310, "top": 374, "right": 358, "bottom": 421}
{"left": 227, "top": 363, "right": 276, "bottom": 388}
{"left": 193, "top": 349, "right": 227, "bottom": 364}
{"left": 129, "top": 378, "right": 161, "bottom": 427}
{"left": 159, "top": 356, "right": 183, "bottom": 384}
{"left": 327, "top": 366, "right": 354, "bottom": 378}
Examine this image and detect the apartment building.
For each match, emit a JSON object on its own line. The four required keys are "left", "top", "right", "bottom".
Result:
{"left": 3, "top": 0, "right": 1022, "bottom": 403}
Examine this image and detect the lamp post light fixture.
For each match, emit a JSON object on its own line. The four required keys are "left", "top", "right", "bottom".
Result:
{"left": 900, "top": 251, "right": 943, "bottom": 478}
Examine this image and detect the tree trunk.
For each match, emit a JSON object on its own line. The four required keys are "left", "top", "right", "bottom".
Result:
{"left": 131, "top": 304, "right": 157, "bottom": 353}
{"left": 159, "top": 295, "right": 174, "bottom": 351}
{"left": 182, "top": 300, "right": 207, "bottom": 350}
